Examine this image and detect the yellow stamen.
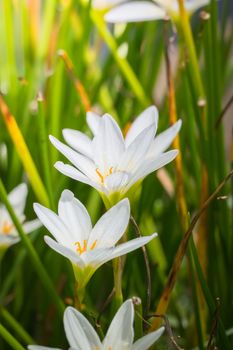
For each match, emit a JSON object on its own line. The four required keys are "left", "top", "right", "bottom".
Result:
{"left": 74, "top": 239, "right": 98, "bottom": 254}
{"left": 95, "top": 167, "right": 114, "bottom": 184}
{"left": 90, "top": 240, "right": 97, "bottom": 250}
{"left": 2, "top": 221, "right": 13, "bottom": 235}
{"left": 74, "top": 239, "right": 87, "bottom": 254}
{"left": 95, "top": 168, "right": 104, "bottom": 183}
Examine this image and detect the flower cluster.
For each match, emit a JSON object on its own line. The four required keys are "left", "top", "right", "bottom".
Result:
{"left": 2, "top": 106, "right": 180, "bottom": 348}
{"left": 28, "top": 300, "right": 165, "bottom": 350}
{"left": 28, "top": 106, "right": 180, "bottom": 347}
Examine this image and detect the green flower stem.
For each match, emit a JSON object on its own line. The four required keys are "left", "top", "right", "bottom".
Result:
{"left": 176, "top": 1, "right": 205, "bottom": 101}
{"left": 101, "top": 195, "right": 123, "bottom": 311}
{"left": 37, "top": 94, "right": 56, "bottom": 210}
{"left": 0, "top": 179, "right": 65, "bottom": 316}
{"left": 112, "top": 257, "right": 123, "bottom": 310}
{"left": 90, "top": 11, "right": 150, "bottom": 108}
{"left": 0, "top": 324, "right": 25, "bottom": 350}
{"left": 0, "top": 307, "right": 35, "bottom": 345}
{"left": 187, "top": 247, "right": 204, "bottom": 350}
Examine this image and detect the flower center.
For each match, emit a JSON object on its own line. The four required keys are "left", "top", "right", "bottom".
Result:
{"left": 95, "top": 167, "right": 113, "bottom": 184}
{"left": 1, "top": 221, "right": 13, "bottom": 235}
{"left": 74, "top": 239, "right": 97, "bottom": 255}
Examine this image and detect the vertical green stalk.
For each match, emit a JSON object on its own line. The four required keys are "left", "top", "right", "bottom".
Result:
{"left": 0, "top": 179, "right": 65, "bottom": 315}
{"left": 90, "top": 10, "right": 150, "bottom": 107}
{"left": 187, "top": 248, "right": 204, "bottom": 350}
{"left": 37, "top": 94, "right": 55, "bottom": 210}
{"left": 112, "top": 257, "right": 123, "bottom": 310}
{"left": 3, "top": 0, "right": 17, "bottom": 94}
{"left": 0, "top": 308, "right": 35, "bottom": 345}
{"left": 37, "top": 0, "right": 57, "bottom": 61}
{"left": 0, "top": 324, "right": 25, "bottom": 350}
{"left": 189, "top": 236, "right": 231, "bottom": 349}
{"left": 176, "top": 2, "right": 205, "bottom": 101}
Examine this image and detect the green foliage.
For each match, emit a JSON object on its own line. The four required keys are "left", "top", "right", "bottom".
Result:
{"left": 0, "top": 0, "right": 232, "bottom": 349}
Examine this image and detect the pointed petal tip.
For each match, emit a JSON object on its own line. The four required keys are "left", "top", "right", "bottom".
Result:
{"left": 176, "top": 119, "right": 182, "bottom": 130}
{"left": 48, "top": 134, "right": 54, "bottom": 142}
{"left": 54, "top": 160, "right": 64, "bottom": 168}
{"left": 60, "top": 189, "right": 74, "bottom": 202}
{"left": 33, "top": 202, "right": 42, "bottom": 213}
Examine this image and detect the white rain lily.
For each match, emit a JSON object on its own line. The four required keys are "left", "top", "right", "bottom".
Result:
{"left": 50, "top": 106, "right": 181, "bottom": 206}
{"left": 0, "top": 183, "right": 41, "bottom": 249}
{"left": 28, "top": 300, "right": 165, "bottom": 350}
{"left": 34, "top": 190, "right": 157, "bottom": 289}
{"left": 92, "top": 0, "right": 210, "bottom": 24}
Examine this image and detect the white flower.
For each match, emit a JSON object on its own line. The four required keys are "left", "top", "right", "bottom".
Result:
{"left": 34, "top": 190, "right": 157, "bottom": 288}
{"left": 28, "top": 300, "right": 165, "bottom": 350}
{"left": 50, "top": 106, "right": 181, "bottom": 206}
{"left": 93, "top": 0, "right": 210, "bottom": 23}
{"left": 0, "top": 184, "right": 41, "bottom": 248}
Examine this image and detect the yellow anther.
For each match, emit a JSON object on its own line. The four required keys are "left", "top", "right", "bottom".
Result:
{"left": 96, "top": 167, "right": 114, "bottom": 184}
{"left": 90, "top": 240, "right": 97, "bottom": 250}
{"left": 74, "top": 239, "right": 98, "bottom": 254}
{"left": 96, "top": 168, "right": 104, "bottom": 183}
{"left": 74, "top": 239, "right": 87, "bottom": 254}
{"left": 2, "top": 221, "right": 13, "bottom": 235}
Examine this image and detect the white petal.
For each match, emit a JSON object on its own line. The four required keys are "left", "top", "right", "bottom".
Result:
{"left": 105, "top": 1, "right": 166, "bottom": 23}
{"left": 82, "top": 247, "right": 114, "bottom": 267}
{"left": 58, "top": 190, "right": 92, "bottom": 243}
{"left": 132, "top": 327, "right": 165, "bottom": 349}
{"left": 104, "top": 172, "right": 129, "bottom": 193}
{"left": 0, "top": 235, "right": 20, "bottom": 246}
{"left": 23, "top": 219, "right": 42, "bottom": 233}
{"left": 64, "top": 307, "right": 102, "bottom": 350}
{"left": 44, "top": 236, "right": 85, "bottom": 267}
{"left": 93, "top": 114, "right": 125, "bottom": 171}
{"left": 125, "top": 106, "right": 158, "bottom": 147}
{"left": 127, "top": 150, "right": 178, "bottom": 189}
{"left": 33, "top": 203, "right": 73, "bottom": 246}
{"left": 171, "top": 0, "right": 210, "bottom": 12}
{"left": 62, "top": 129, "right": 93, "bottom": 159}
{"left": 88, "top": 198, "right": 130, "bottom": 249}
{"left": 103, "top": 300, "right": 134, "bottom": 349}
{"left": 8, "top": 183, "right": 28, "bottom": 215}
{"left": 147, "top": 120, "right": 182, "bottom": 158}
{"left": 54, "top": 162, "right": 102, "bottom": 192}
{"left": 109, "top": 233, "right": 157, "bottom": 260}
{"left": 86, "top": 111, "right": 101, "bottom": 135}
{"left": 49, "top": 135, "right": 98, "bottom": 182}
{"left": 119, "top": 124, "right": 156, "bottom": 173}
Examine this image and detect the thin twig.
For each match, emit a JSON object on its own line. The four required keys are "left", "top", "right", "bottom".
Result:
{"left": 130, "top": 215, "right": 151, "bottom": 317}
{"left": 215, "top": 94, "right": 233, "bottom": 128}
{"left": 97, "top": 287, "right": 115, "bottom": 325}
{"left": 148, "top": 314, "right": 184, "bottom": 350}
{"left": 207, "top": 298, "right": 221, "bottom": 350}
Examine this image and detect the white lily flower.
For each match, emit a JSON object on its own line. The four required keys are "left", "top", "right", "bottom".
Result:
{"left": 50, "top": 106, "right": 181, "bottom": 206}
{"left": 34, "top": 190, "right": 157, "bottom": 289}
{"left": 93, "top": 0, "right": 210, "bottom": 23}
{"left": 28, "top": 300, "right": 165, "bottom": 350}
{"left": 0, "top": 183, "right": 41, "bottom": 249}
